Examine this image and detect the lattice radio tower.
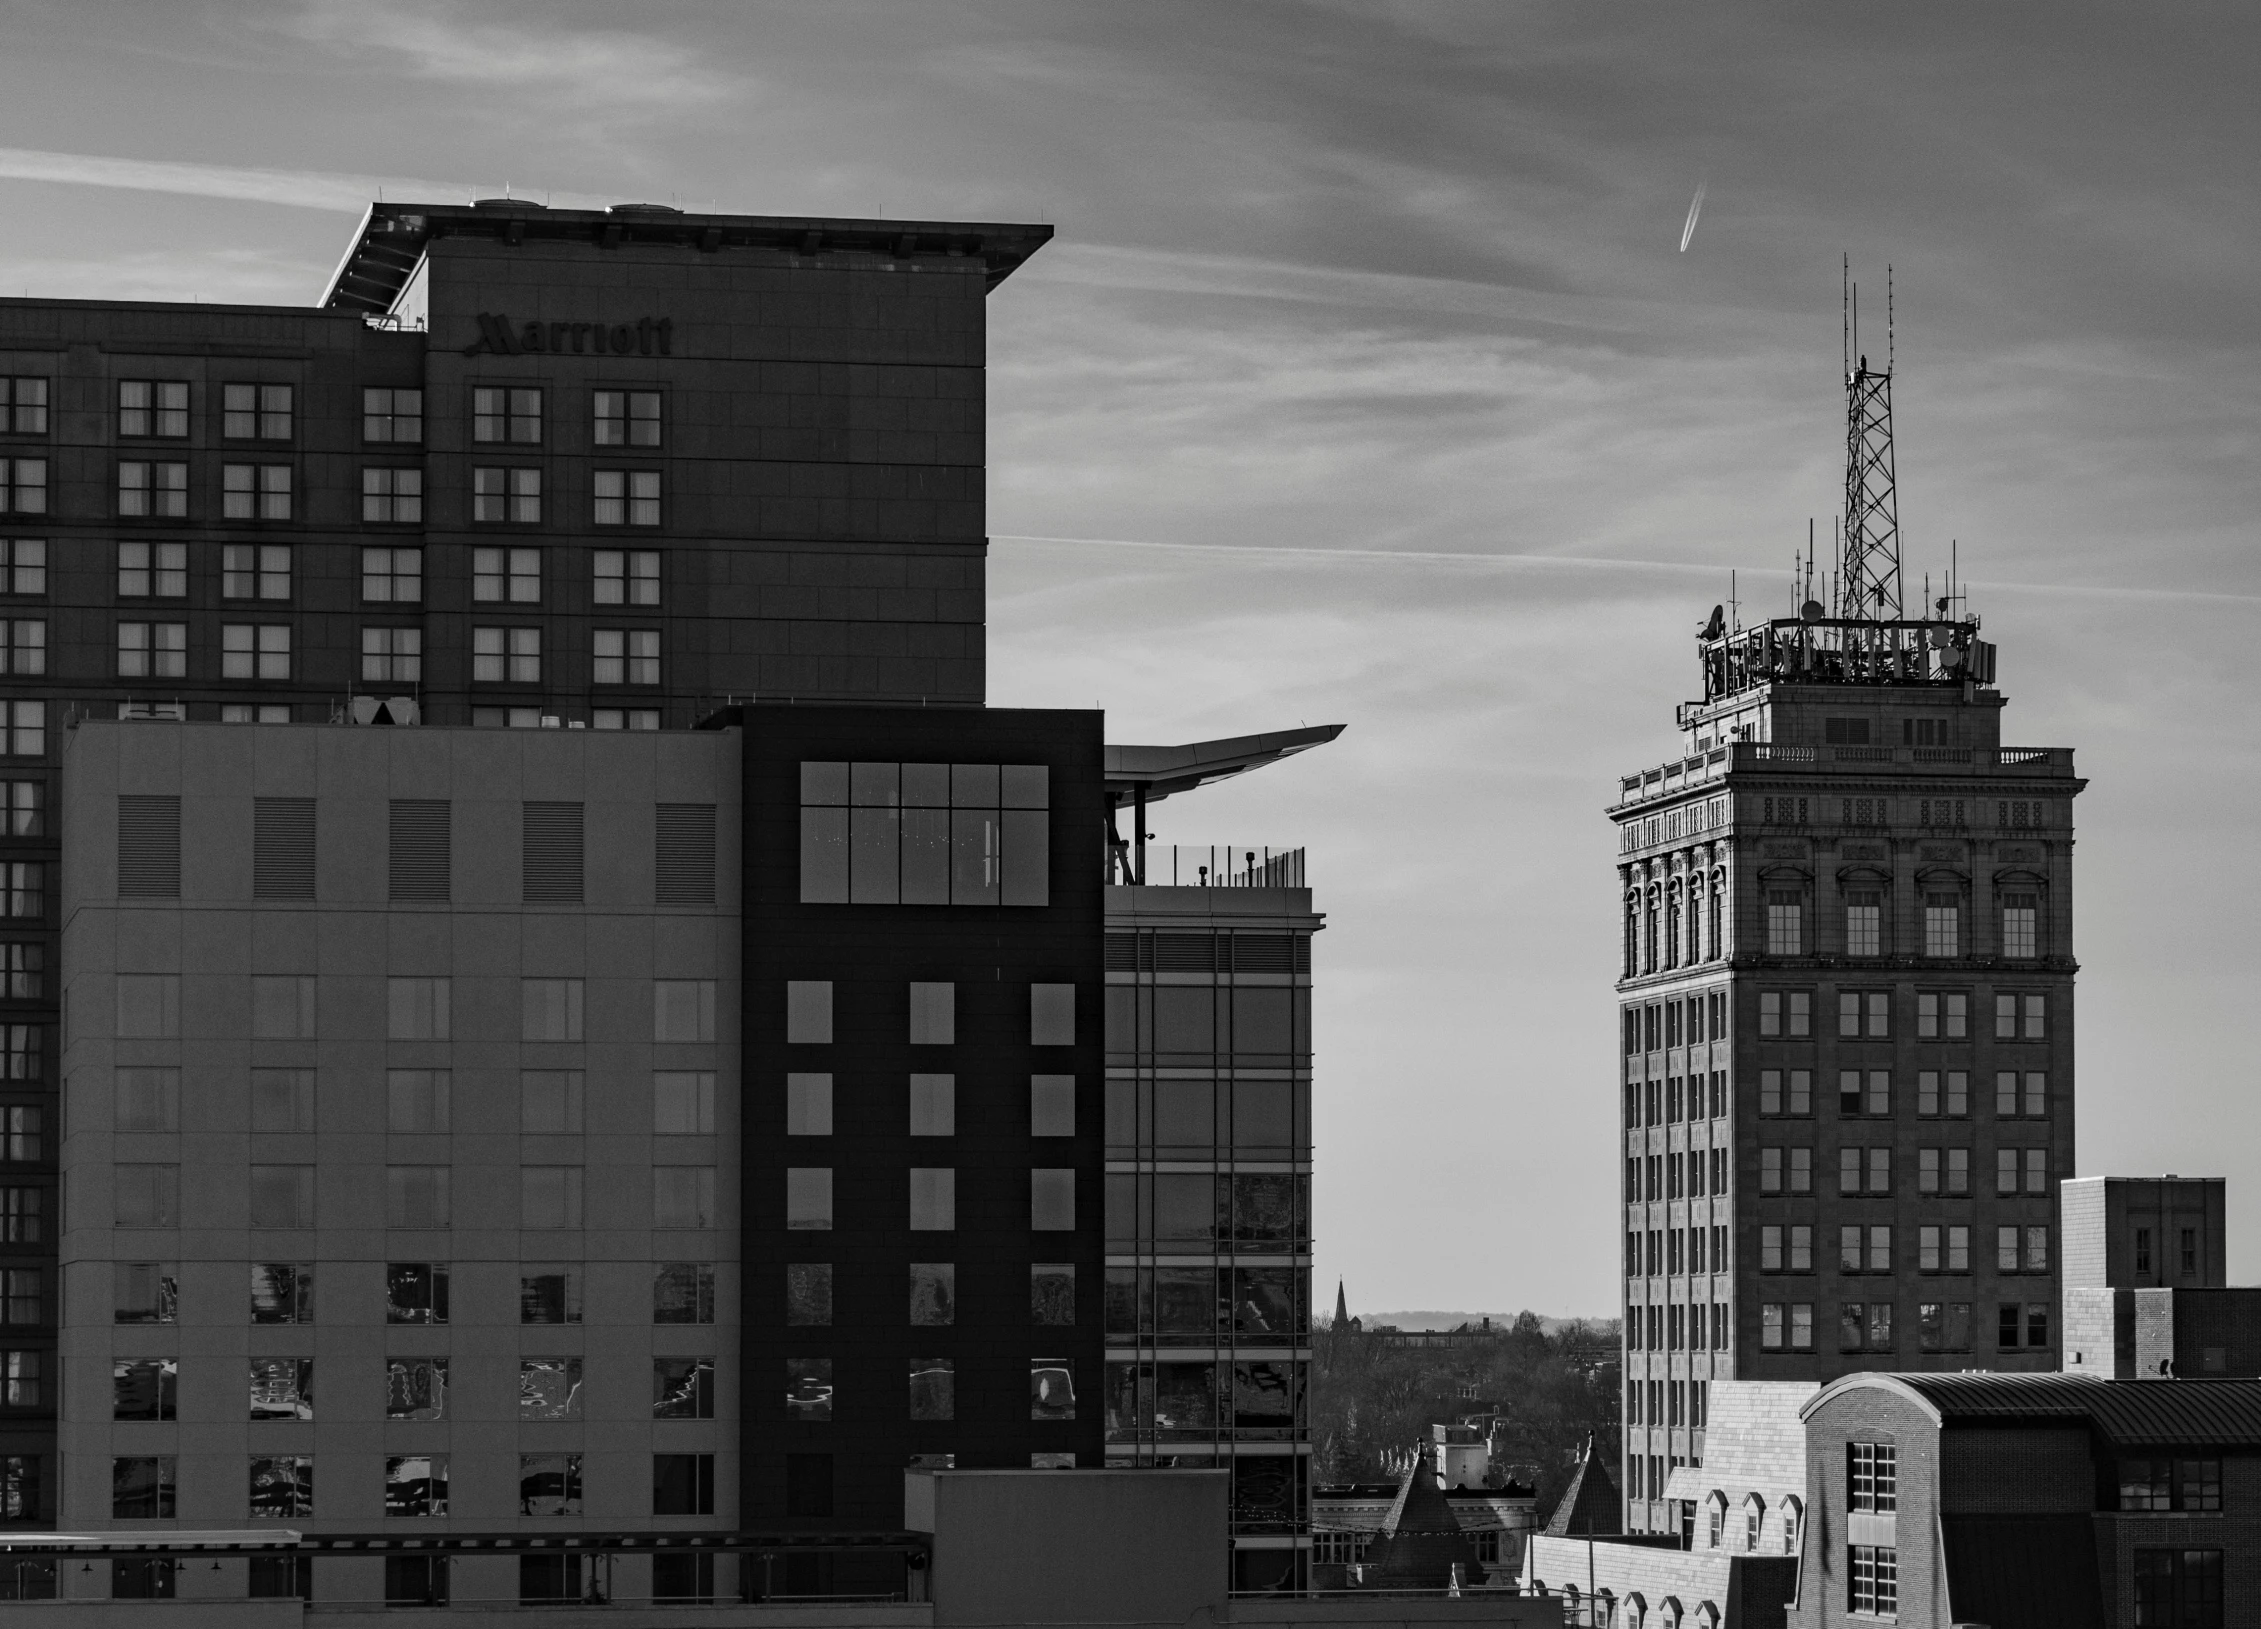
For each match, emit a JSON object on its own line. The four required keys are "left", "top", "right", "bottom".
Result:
{"left": 1839, "top": 257, "right": 1902, "bottom": 620}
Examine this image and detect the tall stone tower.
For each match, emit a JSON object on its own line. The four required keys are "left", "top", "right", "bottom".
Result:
{"left": 1607, "top": 335, "right": 2085, "bottom": 1536}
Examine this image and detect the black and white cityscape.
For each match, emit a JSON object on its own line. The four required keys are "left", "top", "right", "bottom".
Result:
{"left": 0, "top": 7, "right": 2253, "bottom": 1626}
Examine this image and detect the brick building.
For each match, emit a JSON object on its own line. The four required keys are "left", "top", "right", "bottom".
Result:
{"left": 0, "top": 200, "right": 1338, "bottom": 1607}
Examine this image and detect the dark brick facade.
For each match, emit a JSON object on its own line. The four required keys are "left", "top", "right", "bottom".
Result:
{"left": 0, "top": 202, "right": 1049, "bottom": 1522}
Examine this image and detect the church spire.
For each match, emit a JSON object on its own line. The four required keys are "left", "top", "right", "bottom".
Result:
{"left": 1334, "top": 1278, "right": 1350, "bottom": 1330}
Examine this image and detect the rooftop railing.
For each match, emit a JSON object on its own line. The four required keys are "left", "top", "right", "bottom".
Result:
{"left": 1110, "top": 845, "right": 1307, "bottom": 888}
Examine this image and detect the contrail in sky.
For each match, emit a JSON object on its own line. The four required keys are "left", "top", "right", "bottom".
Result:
{"left": 1679, "top": 181, "right": 1706, "bottom": 252}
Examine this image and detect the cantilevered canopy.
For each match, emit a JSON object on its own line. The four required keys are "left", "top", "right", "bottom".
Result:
{"left": 1104, "top": 724, "right": 1344, "bottom": 807}
{"left": 319, "top": 201, "right": 1054, "bottom": 316}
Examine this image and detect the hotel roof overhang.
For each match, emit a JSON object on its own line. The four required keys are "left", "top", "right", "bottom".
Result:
{"left": 319, "top": 200, "right": 1056, "bottom": 316}
{"left": 1105, "top": 724, "right": 1345, "bottom": 809}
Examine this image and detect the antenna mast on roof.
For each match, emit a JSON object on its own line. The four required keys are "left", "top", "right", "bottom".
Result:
{"left": 1838, "top": 259, "right": 1903, "bottom": 621}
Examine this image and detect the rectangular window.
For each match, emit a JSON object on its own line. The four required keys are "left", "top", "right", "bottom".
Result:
{"left": 250, "top": 1164, "right": 314, "bottom": 1228}
{"left": 0, "top": 539, "right": 42, "bottom": 596}
{"left": 595, "top": 389, "right": 662, "bottom": 446}
{"left": 1032, "top": 1168, "right": 1076, "bottom": 1230}
{"left": 594, "top": 548, "right": 660, "bottom": 605}
{"left": 220, "top": 542, "right": 291, "bottom": 601}
{"left": 116, "top": 460, "right": 184, "bottom": 518}
{"left": 0, "top": 1103, "right": 41, "bottom": 1160}
{"left": 113, "top": 1365, "right": 175, "bottom": 1430}
{"left": 787, "top": 1263, "right": 832, "bottom": 1326}
{"left": 785, "top": 1073, "right": 832, "bottom": 1136}
{"left": 592, "top": 627, "right": 660, "bottom": 685}
{"left": 0, "top": 1349, "right": 39, "bottom": 1407}
{"left": 786, "top": 981, "right": 833, "bottom": 1043}
{"left": 1924, "top": 895, "right": 1960, "bottom": 957}
{"left": 221, "top": 623, "right": 291, "bottom": 680}
{"left": 0, "top": 1187, "right": 41, "bottom": 1245}
{"left": 909, "top": 1074, "right": 954, "bottom": 1136}
{"left": 386, "top": 1263, "right": 449, "bottom": 1325}
{"left": 386, "top": 975, "right": 451, "bottom": 1037}
{"left": 1918, "top": 991, "right": 1968, "bottom": 1038}
{"left": 786, "top": 1358, "right": 834, "bottom": 1422}
{"left": 910, "top": 1167, "right": 956, "bottom": 1230}
{"left": 521, "top": 1167, "right": 583, "bottom": 1229}
{"left": 222, "top": 463, "right": 292, "bottom": 520}
{"left": 786, "top": 1167, "right": 833, "bottom": 1230}
{"left": 654, "top": 1453, "right": 716, "bottom": 1517}
{"left": 648, "top": 1070, "right": 710, "bottom": 1135}
{"left": 1844, "top": 891, "right": 1882, "bottom": 956}
{"left": 114, "top": 1262, "right": 176, "bottom": 1324}
{"left": 362, "top": 467, "right": 424, "bottom": 522}
{"left": 655, "top": 1263, "right": 715, "bottom": 1325}
{"left": 474, "top": 545, "right": 541, "bottom": 603}
{"left": 473, "top": 387, "right": 542, "bottom": 444}
{"left": 386, "top": 1165, "right": 449, "bottom": 1229}
{"left": 1, "top": 704, "right": 40, "bottom": 759}
{"left": 361, "top": 546, "right": 423, "bottom": 603}
{"left": 363, "top": 387, "right": 424, "bottom": 443}
{"left": 120, "top": 380, "right": 189, "bottom": 438}
{"left": 0, "top": 459, "right": 44, "bottom": 516}
{"left": 653, "top": 1356, "right": 714, "bottom": 1419}
{"left": 800, "top": 760, "right": 1052, "bottom": 908}
{"left": 0, "top": 377, "right": 45, "bottom": 435}
{"left": 519, "top": 1356, "right": 584, "bottom": 1420}
{"left": 518, "top": 1452, "right": 583, "bottom": 1517}
{"left": 114, "top": 1164, "right": 179, "bottom": 1226}
{"left": 385, "top": 1454, "right": 447, "bottom": 1517}
{"left": 1032, "top": 1075, "right": 1076, "bottom": 1137}
{"left": 2002, "top": 893, "right": 2038, "bottom": 958}
{"left": 385, "top": 1069, "right": 450, "bottom": 1133}
{"left": 1766, "top": 892, "right": 1802, "bottom": 955}
{"left": 472, "top": 625, "right": 541, "bottom": 683}
{"left": 361, "top": 626, "right": 422, "bottom": 683}
{"left": 0, "top": 618, "right": 43, "bottom": 675}
{"left": 593, "top": 469, "right": 662, "bottom": 526}
{"left": 520, "top": 1266, "right": 583, "bottom": 1325}
{"left": 251, "top": 975, "right": 316, "bottom": 1039}
{"left": 250, "top": 1263, "right": 312, "bottom": 1324}
{"left": 248, "top": 1357, "right": 314, "bottom": 1421}
{"left": 520, "top": 978, "right": 585, "bottom": 1042}
{"left": 654, "top": 1166, "right": 715, "bottom": 1228}
{"left": 118, "top": 540, "right": 186, "bottom": 597}
{"left": 250, "top": 1067, "right": 316, "bottom": 1131}
{"left": 116, "top": 620, "right": 186, "bottom": 679}
{"left": 223, "top": 383, "right": 293, "bottom": 441}
{"left": 111, "top": 1457, "right": 177, "bottom": 1519}
{"left": 0, "top": 1268, "right": 37, "bottom": 1325}
{"left": 597, "top": 707, "right": 661, "bottom": 730}
{"left": 1849, "top": 1544, "right": 1899, "bottom": 1616}
{"left": 472, "top": 467, "right": 542, "bottom": 523}
{"left": 654, "top": 979, "right": 716, "bottom": 1042}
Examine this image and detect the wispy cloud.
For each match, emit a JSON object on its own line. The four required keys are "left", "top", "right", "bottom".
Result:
{"left": 282, "top": 0, "right": 741, "bottom": 108}
{"left": 0, "top": 145, "right": 619, "bottom": 215}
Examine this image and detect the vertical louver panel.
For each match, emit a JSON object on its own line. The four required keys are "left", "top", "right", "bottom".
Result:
{"left": 655, "top": 803, "right": 716, "bottom": 906}
{"left": 388, "top": 800, "right": 450, "bottom": 902}
{"left": 523, "top": 802, "right": 585, "bottom": 905}
{"left": 253, "top": 798, "right": 316, "bottom": 900}
{"left": 117, "top": 795, "right": 181, "bottom": 899}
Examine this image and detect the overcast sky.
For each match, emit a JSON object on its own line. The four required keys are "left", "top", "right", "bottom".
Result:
{"left": 4, "top": 2, "right": 2258, "bottom": 1315}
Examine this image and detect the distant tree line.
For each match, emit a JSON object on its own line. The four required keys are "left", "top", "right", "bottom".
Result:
{"left": 1311, "top": 1310, "right": 1621, "bottom": 1518}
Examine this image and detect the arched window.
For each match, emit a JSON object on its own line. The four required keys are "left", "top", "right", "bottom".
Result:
{"left": 1743, "top": 1493, "right": 1766, "bottom": 1552}
{"left": 1708, "top": 870, "right": 1725, "bottom": 959}
{"left": 1782, "top": 1495, "right": 1803, "bottom": 1554}
{"left": 1624, "top": 893, "right": 1641, "bottom": 978}
{"left": 1686, "top": 883, "right": 1704, "bottom": 965}
{"left": 2000, "top": 882, "right": 2042, "bottom": 959}
{"left": 1644, "top": 887, "right": 1660, "bottom": 973}
{"left": 1665, "top": 885, "right": 1683, "bottom": 970}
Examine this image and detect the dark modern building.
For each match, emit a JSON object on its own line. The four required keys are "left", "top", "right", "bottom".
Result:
{"left": 1609, "top": 353, "right": 2086, "bottom": 1533}
{"left": 0, "top": 199, "right": 1338, "bottom": 1610}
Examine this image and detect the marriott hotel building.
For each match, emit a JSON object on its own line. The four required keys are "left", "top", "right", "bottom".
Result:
{"left": 0, "top": 202, "right": 1332, "bottom": 1607}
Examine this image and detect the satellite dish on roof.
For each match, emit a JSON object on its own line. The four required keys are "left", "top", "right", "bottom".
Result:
{"left": 1800, "top": 600, "right": 1825, "bottom": 623}
{"left": 1701, "top": 605, "right": 1725, "bottom": 640}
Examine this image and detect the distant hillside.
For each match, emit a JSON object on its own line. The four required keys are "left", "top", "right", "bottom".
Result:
{"left": 1346, "top": 1310, "right": 1616, "bottom": 1335}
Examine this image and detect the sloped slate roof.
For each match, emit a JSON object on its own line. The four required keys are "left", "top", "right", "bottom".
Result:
{"left": 1544, "top": 1436, "right": 1623, "bottom": 1538}
{"left": 1361, "top": 1453, "right": 1486, "bottom": 1588}
{"left": 1806, "top": 1372, "right": 2261, "bottom": 1446}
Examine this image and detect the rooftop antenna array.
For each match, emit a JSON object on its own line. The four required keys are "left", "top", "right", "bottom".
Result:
{"left": 1838, "top": 255, "right": 1903, "bottom": 622}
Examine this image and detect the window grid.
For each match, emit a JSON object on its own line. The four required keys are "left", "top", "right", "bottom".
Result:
{"left": 117, "top": 461, "right": 186, "bottom": 518}
{"left": 222, "top": 544, "right": 291, "bottom": 601}
{"left": 222, "top": 463, "right": 293, "bottom": 521}
{"left": 0, "top": 378, "right": 48, "bottom": 436}
{"left": 363, "top": 388, "right": 424, "bottom": 444}
{"left": 592, "top": 629, "right": 660, "bottom": 686}
{"left": 119, "top": 381, "right": 189, "bottom": 439}
{"left": 222, "top": 383, "right": 293, "bottom": 441}
{"left": 594, "top": 549, "right": 660, "bottom": 605}
{"left": 362, "top": 469, "right": 425, "bottom": 523}
{"left": 593, "top": 469, "right": 661, "bottom": 526}
{"left": 222, "top": 624, "right": 292, "bottom": 681}
{"left": 362, "top": 547, "right": 423, "bottom": 604}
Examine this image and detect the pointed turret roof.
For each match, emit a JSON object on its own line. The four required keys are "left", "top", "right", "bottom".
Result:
{"left": 1543, "top": 1434, "right": 1623, "bottom": 1538}
{"left": 1334, "top": 1279, "right": 1350, "bottom": 1330}
{"left": 1357, "top": 1446, "right": 1486, "bottom": 1588}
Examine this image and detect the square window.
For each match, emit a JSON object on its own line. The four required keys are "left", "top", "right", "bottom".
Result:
{"left": 361, "top": 546, "right": 423, "bottom": 603}
{"left": 521, "top": 1265, "right": 584, "bottom": 1324}
{"left": 385, "top": 1454, "right": 447, "bottom": 1517}
{"left": 474, "top": 387, "right": 542, "bottom": 444}
{"left": 655, "top": 1262, "right": 714, "bottom": 1324}
{"left": 653, "top": 1356, "right": 714, "bottom": 1419}
{"left": 594, "top": 548, "right": 660, "bottom": 605}
{"left": 521, "top": 1167, "right": 583, "bottom": 1229}
{"left": 595, "top": 389, "right": 662, "bottom": 447}
{"left": 119, "top": 381, "right": 189, "bottom": 439}
{"left": 654, "top": 1165, "right": 715, "bottom": 1228}
{"left": 593, "top": 468, "right": 662, "bottom": 526}
{"left": 363, "top": 388, "right": 424, "bottom": 444}
{"left": 652, "top": 1070, "right": 714, "bottom": 1135}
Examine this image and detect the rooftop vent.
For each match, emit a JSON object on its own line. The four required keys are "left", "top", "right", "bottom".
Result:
{"left": 609, "top": 203, "right": 683, "bottom": 216}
